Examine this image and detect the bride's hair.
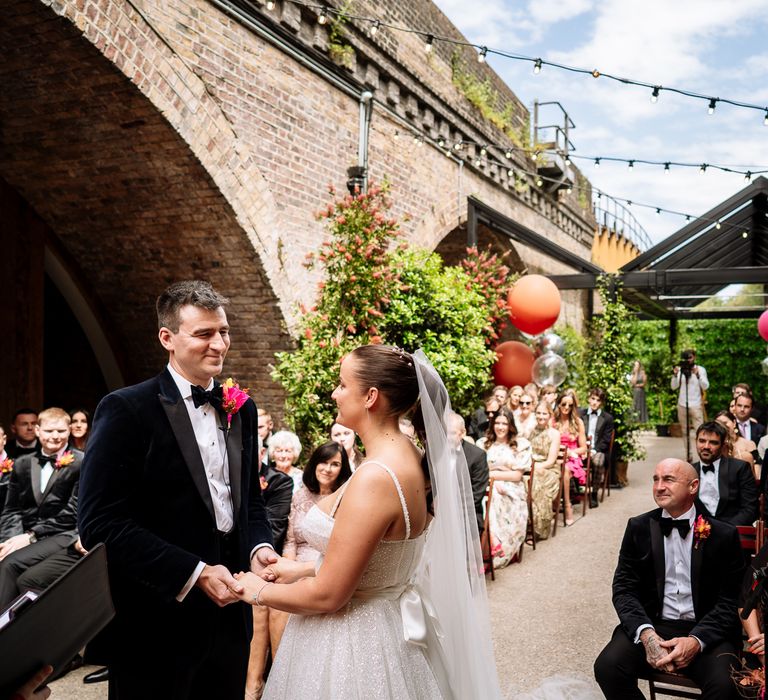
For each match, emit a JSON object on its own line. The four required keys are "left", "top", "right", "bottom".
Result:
{"left": 349, "top": 344, "right": 432, "bottom": 511}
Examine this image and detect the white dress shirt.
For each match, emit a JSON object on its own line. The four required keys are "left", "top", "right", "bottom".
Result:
{"left": 670, "top": 366, "right": 709, "bottom": 408}
{"left": 660, "top": 505, "right": 696, "bottom": 622}
{"left": 39, "top": 447, "right": 66, "bottom": 492}
{"left": 697, "top": 458, "right": 721, "bottom": 517}
{"left": 586, "top": 409, "right": 601, "bottom": 451}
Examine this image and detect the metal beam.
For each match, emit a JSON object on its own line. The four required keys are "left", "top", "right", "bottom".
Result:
{"left": 468, "top": 196, "right": 602, "bottom": 274}
{"left": 549, "top": 266, "right": 768, "bottom": 290}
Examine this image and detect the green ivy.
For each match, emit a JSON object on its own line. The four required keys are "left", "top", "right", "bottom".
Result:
{"left": 586, "top": 275, "right": 645, "bottom": 462}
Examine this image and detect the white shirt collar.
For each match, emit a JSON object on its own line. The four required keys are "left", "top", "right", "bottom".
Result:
{"left": 662, "top": 503, "right": 696, "bottom": 524}
{"left": 167, "top": 363, "right": 214, "bottom": 401}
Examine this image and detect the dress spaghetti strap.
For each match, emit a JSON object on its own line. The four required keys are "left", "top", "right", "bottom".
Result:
{"left": 329, "top": 459, "right": 411, "bottom": 540}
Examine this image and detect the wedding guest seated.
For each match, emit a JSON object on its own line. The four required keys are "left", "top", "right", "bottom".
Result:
{"left": 468, "top": 388, "right": 506, "bottom": 441}
{"left": 732, "top": 391, "right": 766, "bottom": 445}
{"left": 692, "top": 421, "right": 758, "bottom": 526}
{"left": 578, "top": 387, "right": 615, "bottom": 509}
{"left": 478, "top": 409, "right": 531, "bottom": 568}
{"left": 739, "top": 540, "right": 768, "bottom": 674}
{"left": 0, "top": 425, "right": 11, "bottom": 520}
{"left": 446, "top": 413, "right": 489, "bottom": 534}
{"left": 330, "top": 422, "right": 364, "bottom": 471}
{"left": 246, "top": 440, "right": 295, "bottom": 700}
{"left": 268, "top": 430, "right": 304, "bottom": 492}
{"left": 714, "top": 410, "right": 757, "bottom": 475}
{"left": 554, "top": 390, "right": 587, "bottom": 526}
{"left": 504, "top": 385, "right": 523, "bottom": 415}
{"left": 513, "top": 392, "right": 536, "bottom": 438}
{"left": 594, "top": 458, "right": 744, "bottom": 700}
{"left": 538, "top": 384, "right": 558, "bottom": 410}
{"left": 527, "top": 401, "right": 561, "bottom": 540}
{"left": 5, "top": 408, "right": 38, "bottom": 460}
{"left": 257, "top": 409, "right": 274, "bottom": 468}
{"left": 0, "top": 407, "right": 82, "bottom": 607}
{"left": 68, "top": 409, "right": 90, "bottom": 452}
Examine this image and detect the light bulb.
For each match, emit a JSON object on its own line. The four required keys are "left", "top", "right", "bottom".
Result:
{"left": 318, "top": 8, "right": 327, "bottom": 24}
{"left": 764, "top": 110, "right": 768, "bottom": 126}
{"left": 628, "top": 160, "right": 634, "bottom": 170}
{"left": 699, "top": 164, "right": 708, "bottom": 174}
{"left": 478, "top": 47, "right": 487, "bottom": 63}
{"left": 480, "top": 145, "right": 487, "bottom": 157}
{"left": 594, "top": 158, "right": 600, "bottom": 169}
{"left": 708, "top": 98, "right": 717, "bottom": 115}
{"left": 745, "top": 171, "right": 752, "bottom": 182}
{"left": 715, "top": 221, "right": 722, "bottom": 230}
{"left": 424, "top": 35, "right": 434, "bottom": 53}
{"left": 650, "top": 86, "right": 660, "bottom": 103}
{"left": 370, "top": 20, "right": 380, "bottom": 36}
{"left": 664, "top": 162, "right": 670, "bottom": 173}
{"left": 505, "top": 150, "right": 513, "bottom": 160}
{"left": 533, "top": 59, "right": 542, "bottom": 75}
{"left": 266, "top": 0, "right": 275, "bottom": 9}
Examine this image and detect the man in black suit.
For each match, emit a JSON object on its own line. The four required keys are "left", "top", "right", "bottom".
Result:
{"left": 579, "top": 387, "right": 615, "bottom": 508}
{"left": 693, "top": 420, "right": 758, "bottom": 526}
{"left": 594, "top": 458, "right": 743, "bottom": 699}
{"left": 0, "top": 407, "right": 82, "bottom": 607}
{"left": 78, "top": 280, "right": 275, "bottom": 700}
{"left": 448, "top": 412, "right": 489, "bottom": 533}
{"left": 5, "top": 408, "right": 39, "bottom": 460}
{"left": 732, "top": 392, "right": 766, "bottom": 445}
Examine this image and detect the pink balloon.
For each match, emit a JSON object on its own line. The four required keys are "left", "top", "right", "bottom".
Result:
{"left": 759, "top": 310, "right": 768, "bottom": 342}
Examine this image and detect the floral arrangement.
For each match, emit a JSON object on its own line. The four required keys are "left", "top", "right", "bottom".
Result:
{"left": 0, "top": 458, "right": 13, "bottom": 475}
{"left": 693, "top": 515, "right": 711, "bottom": 549}
{"left": 221, "top": 378, "right": 250, "bottom": 430}
{"left": 54, "top": 451, "right": 75, "bottom": 469}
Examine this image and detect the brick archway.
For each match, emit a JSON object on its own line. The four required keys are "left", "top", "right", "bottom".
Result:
{"left": 1, "top": 0, "right": 291, "bottom": 408}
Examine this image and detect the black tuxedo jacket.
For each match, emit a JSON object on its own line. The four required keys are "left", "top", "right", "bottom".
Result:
{"left": 5, "top": 440, "right": 38, "bottom": 460}
{"left": 578, "top": 408, "right": 614, "bottom": 455}
{"left": 258, "top": 463, "right": 293, "bottom": 555}
{"left": 461, "top": 441, "right": 489, "bottom": 532}
{"left": 693, "top": 456, "right": 758, "bottom": 526}
{"left": 0, "top": 447, "right": 82, "bottom": 540}
{"left": 613, "top": 508, "right": 743, "bottom": 648}
{"left": 744, "top": 421, "right": 766, "bottom": 445}
{"left": 78, "top": 369, "right": 273, "bottom": 661}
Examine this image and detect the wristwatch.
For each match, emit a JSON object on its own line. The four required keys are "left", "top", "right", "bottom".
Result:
{"left": 25, "top": 530, "right": 37, "bottom": 544}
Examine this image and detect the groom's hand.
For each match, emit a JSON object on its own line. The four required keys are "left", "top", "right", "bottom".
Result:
{"left": 195, "top": 564, "right": 242, "bottom": 606}
{"left": 251, "top": 546, "right": 278, "bottom": 575}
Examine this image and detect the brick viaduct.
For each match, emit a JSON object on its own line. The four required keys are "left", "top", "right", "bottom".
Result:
{"left": 1, "top": 0, "right": 597, "bottom": 422}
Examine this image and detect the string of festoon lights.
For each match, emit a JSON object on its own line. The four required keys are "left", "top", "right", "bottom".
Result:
{"left": 391, "top": 125, "right": 757, "bottom": 241}
{"left": 264, "top": 0, "right": 768, "bottom": 126}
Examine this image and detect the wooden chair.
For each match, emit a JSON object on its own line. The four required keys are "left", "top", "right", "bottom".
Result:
{"left": 551, "top": 445, "right": 566, "bottom": 536}
{"left": 480, "top": 478, "right": 495, "bottom": 580}
{"left": 644, "top": 670, "right": 701, "bottom": 699}
{"left": 600, "top": 430, "right": 616, "bottom": 503}
{"left": 737, "top": 525, "right": 759, "bottom": 557}
{"left": 581, "top": 436, "right": 592, "bottom": 518}
{"left": 521, "top": 462, "right": 536, "bottom": 558}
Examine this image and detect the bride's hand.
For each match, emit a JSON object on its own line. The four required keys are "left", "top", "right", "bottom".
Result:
{"left": 261, "top": 556, "right": 315, "bottom": 584}
{"left": 232, "top": 571, "right": 270, "bottom": 604}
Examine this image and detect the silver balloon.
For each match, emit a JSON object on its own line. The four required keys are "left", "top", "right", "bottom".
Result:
{"left": 762, "top": 356, "right": 768, "bottom": 376}
{"left": 532, "top": 351, "right": 568, "bottom": 387}
{"left": 535, "top": 332, "right": 565, "bottom": 357}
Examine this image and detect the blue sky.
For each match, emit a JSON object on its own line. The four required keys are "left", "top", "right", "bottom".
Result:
{"left": 433, "top": 0, "right": 768, "bottom": 247}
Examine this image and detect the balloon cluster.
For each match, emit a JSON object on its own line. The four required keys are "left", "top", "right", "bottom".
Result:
{"left": 759, "top": 311, "right": 768, "bottom": 375}
{"left": 492, "top": 274, "right": 569, "bottom": 388}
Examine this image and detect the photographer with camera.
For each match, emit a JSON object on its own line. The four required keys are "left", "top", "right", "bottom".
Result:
{"left": 671, "top": 348, "right": 709, "bottom": 461}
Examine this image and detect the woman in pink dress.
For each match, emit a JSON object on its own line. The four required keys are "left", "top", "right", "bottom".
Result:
{"left": 554, "top": 390, "right": 587, "bottom": 526}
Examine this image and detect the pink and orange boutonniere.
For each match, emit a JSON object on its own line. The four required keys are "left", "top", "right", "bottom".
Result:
{"left": 693, "top": 515, "right": 711, "bottom": 549}
{"left": 221, "top": 378, "right": 250, "bottom": 431}
{"left": 54, "top": 451, "right": 75, "bottom": 470}
{"left": 0, "top": 458, "right": 13, "bottom": 475}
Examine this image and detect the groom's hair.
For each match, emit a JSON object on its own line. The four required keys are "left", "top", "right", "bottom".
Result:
{"left": 156, "top": 280, "right": 229, "bottom": 332}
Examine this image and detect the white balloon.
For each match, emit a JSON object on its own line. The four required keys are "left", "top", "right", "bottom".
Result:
{"left": 535, "top": 333, "right": 565, "bottom": 357}
{"left": 532, "top": 352, "right": 568, "bottom": 387}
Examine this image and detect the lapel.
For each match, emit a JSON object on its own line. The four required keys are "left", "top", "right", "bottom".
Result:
{"left": 223, "top": 410, "right": 242, "bottom": 518}
{"left": 691, "top": 511, "right": 705, "bottom": 613}
{"left": 158, "top": 371, "right": 216, "bottom": 522}
{"left": 649, "top": 512, "right": 665, "bottom": 605}
{"left": 30, "top": 458, "right": 44, "bottom": 505}
{"left": 716, "top": 458, "right": 729, "bottom": 515}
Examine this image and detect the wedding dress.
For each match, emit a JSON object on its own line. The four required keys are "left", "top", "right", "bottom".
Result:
{"left": 263, "top": 461, "right": 443, "bottom": 699}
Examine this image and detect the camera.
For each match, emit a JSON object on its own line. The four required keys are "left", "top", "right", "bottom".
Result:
{"left": 679, "top": 351, "right": 695, "bottom": 379}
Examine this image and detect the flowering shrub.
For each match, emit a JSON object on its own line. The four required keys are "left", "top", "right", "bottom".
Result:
{"left": 272, "top": 185, "right": 515, "bottom": 447}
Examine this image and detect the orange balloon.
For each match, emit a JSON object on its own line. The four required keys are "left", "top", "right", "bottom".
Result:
{"left": 507, "top": 275, "right": 562, "bottom": 335}
{"left": 493, "top": 341, "right": 534, "bottom": 387}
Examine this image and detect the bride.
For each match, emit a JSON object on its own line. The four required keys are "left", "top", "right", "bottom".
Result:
{"left": 234, "top": 344, "right": 502, "bottom": 699}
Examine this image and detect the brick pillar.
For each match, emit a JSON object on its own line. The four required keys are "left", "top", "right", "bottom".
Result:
{"left": 0, "top": 178, "right": 45, "bottom": 424}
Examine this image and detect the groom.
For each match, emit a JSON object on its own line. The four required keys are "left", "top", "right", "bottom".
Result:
{"left": 78, "top": 281, "right": 275, "bottom": 699}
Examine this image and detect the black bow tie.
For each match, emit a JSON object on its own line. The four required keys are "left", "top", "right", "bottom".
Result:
{"left": 191, "top": 384, "right": 222, "bottom": 409}
{"left": 660, "top": 518, "right": 691, "bottom": 538}
{"left": 701, "top": 463, "right": 714, "bottom": 474}
{"left": 37, "top": 453, "right": 56, "bottom": 466}
{"left": 589, "top": 410, "right": 598, "bottom": 416}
